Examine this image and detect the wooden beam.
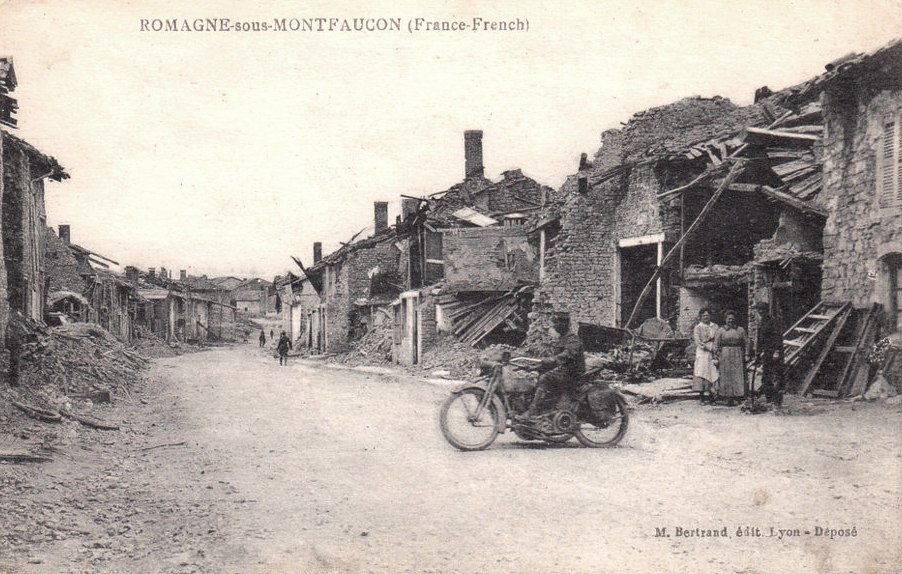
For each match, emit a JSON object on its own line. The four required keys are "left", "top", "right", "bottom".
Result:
{"left": 797, "top": 304, "right": 851, "bottom": 397}
{"left": 760, "top": 185, "right": 828, "bottom": 218}
{"left": 743, "top": 126, "right": 820, "bottom": 143}
{"left": 625, "top": 160, "right": 746, "bottom": 329}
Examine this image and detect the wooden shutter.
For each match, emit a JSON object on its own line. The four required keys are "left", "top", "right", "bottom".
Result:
{"left": 897, "top": 116, "right": 902, "bottom": 205}
{"left": 879, "top": 119, "right": 896, "bottom": 207}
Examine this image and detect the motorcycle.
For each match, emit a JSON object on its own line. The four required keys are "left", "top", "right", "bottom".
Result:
{"left": 439, "top": 355, "right": 629, "bottom": 451}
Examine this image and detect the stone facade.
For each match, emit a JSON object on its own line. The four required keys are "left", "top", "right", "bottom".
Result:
{"left": 320, "top": 235, "right": 405, "bottom": 353}
{"left": 536, "top": 158, "right": 679, "bottom": 333}
{"left": 2, "top": 135, "right": 47, "bottom": 324}
{"left": 820, "top": 86, "right": 902, "bottom": 316}
{"left": 44, "top": 226, "right": 84, "bottom": 294}
{"left": 442, "top": 226, "right": 538, "bottom": 291}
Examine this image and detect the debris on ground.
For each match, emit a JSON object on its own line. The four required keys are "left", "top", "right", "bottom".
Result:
{"left": 619, "top": 377, "right": 695, "bottom": 403}
{"left": 740, "top": 395, "right": 770, "bottom": 414}
{"left": 16, "top": 322, "right": 149, "bottom": 398}
{"left": 417, "top": 338, "right": 517, "bottom": 378}
{"left": 330, "top": 325, "right": 393, "bottom": 366}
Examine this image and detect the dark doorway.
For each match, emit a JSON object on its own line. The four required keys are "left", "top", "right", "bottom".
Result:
{"left": 886, "top": 253, "right": 902, "bottom": 333}
{"left": 620, "top": 244, "right": 657, "bottom": 326}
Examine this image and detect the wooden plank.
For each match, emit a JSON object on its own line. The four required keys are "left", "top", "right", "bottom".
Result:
{"left": 626, "top": 160, "right": 746, "bottom": 328}
{"left": 743, "top": 126, "right": 820, "bottom": 143}
{"left": 797, "top": 304, "right": 852, "bottom": 396}
{"left": 838, "top": 304, "right": 880, "bottom": 397}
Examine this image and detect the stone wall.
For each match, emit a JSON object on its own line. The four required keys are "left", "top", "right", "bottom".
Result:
{"left": 820, "top": 86, "right": 902, "bottom": 308}
{"left": 532, "top": 162, "right": 679, "bottom": 335}
{"left": 442, "top": 227, "right": 537, "bottom": 291}
{"left": 323, "top": 237, "right": 404, "bottom": 353}
{"left": 0, "top": 135, "right": 8, "bottom": 346}
{"left": 44, "top": 226, "right": 84, "bottom": 293}
{"left": 2, "top": 137, "right": 45, "bottom": 323}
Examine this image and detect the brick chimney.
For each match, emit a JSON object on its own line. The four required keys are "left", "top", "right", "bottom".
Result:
{"left": 148, "top": 267, "right": 156, "bottom": 279}
{"left": 180, "top": 269, "right": 187, "bottom": 281}
{"left": 160, "top": 267, "right": 168, "bottom": 280}
{"left": 464, "top": 130, "right": 484, "bottom": 180}
{"left": 58, "top": 224, "right": 70, "bottom": 244}
{"left": 374, "top": 201, "right": 388, "bottom": 233}
{"left": 313, "top": 242, "right": 322, "bottom": 264}
{"left": 401, "top": 198, "right": 419, "bottom": 221}
{"left": 125, "top": 266, "right": 139, "bottom": 282}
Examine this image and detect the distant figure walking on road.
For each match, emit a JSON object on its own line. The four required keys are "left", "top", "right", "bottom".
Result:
{"left": 277, "top": 331, "right": 292, "bottom": 366}
{"left": 270, "top": 329, "right": 274, "bottom": 340}
{"left": 259, "top": 330, "right": 266, "bottom": 348}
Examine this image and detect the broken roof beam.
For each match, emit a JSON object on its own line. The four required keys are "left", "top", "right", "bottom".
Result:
{"left": 741, "top": 127, "right": 820, "bottom": 146}
{"left": 626, "top": 159, "right": 746, "bottom": 329}
{"left": 760, "top": 185, "right": 828, "bottom": 218}
{"left": 657, "top": 161, "right": 733, "bottom": 200}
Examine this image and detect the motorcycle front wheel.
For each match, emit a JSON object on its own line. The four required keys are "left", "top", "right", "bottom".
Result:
{"left": 440, "top": 389, "right": 501, "bottom": 451}
{"left": 573, "top": 394, "right": 629, "bottom": 448}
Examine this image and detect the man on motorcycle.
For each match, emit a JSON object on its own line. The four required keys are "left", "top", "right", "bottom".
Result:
{"left": 518, "top": 311, "right": 585, "bottom": 421}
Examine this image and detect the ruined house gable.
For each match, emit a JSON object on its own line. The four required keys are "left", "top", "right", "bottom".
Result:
{"left": 617, "top": 96, "right": 767, "bottom": 164}
{"left": 44, "top": 226, "right": 84, "bottom": 294}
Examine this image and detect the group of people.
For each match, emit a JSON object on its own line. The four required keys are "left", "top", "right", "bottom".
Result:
{"left": 692, "top": 302, "right": 784, "bottom": 407}
{"left": 259, "top": 329, "right": 293, "bottom": 366}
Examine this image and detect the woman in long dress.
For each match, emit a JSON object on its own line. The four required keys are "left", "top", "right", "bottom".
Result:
{"left": 692, "top": 309, "right": 719, "bottom": 403}
{"left": 715, "top": 310, "right": 749, "bottom": 406}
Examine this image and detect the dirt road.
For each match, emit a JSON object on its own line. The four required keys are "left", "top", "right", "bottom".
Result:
{"left": 1, "top": 344, "right": 900, "bottom": 573}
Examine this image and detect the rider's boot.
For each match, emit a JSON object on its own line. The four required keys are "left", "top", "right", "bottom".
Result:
{"left": 517, "top": 387, "right": 547, "bottom": 421}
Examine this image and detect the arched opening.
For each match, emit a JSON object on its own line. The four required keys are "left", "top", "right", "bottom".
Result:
{"left": 880, "top": 252, "right": 902, "bottom": 333}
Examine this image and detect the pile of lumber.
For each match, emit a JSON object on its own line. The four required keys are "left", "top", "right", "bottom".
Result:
{"left": 437, "top": 285, "right": 533, "bottom": 348}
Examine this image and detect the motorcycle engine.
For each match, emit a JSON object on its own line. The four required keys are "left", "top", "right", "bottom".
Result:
{"left": 552, "top": 410, "right": 577, "bottom": 433}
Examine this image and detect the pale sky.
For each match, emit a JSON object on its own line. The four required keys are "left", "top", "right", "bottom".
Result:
{"left": 1, "top": 0, "right": 900, "bottom": 279}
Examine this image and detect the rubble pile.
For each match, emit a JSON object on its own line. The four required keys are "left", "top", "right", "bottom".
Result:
{"left": 17, "top": 322, "right": 149, "bottom": 397}
{"left": 131, "top": 326, "right": 186, "bottom": 358}
{"left": 332, "top": 325, "right": 393, "bottom": 366}
{"left": 417, "top": 337, "right": 516, "bottom": 378}
{"left": 585, "top": 342, "right": 655, "bottom": 376}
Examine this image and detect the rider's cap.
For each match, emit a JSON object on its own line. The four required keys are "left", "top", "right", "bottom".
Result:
{"left": 552, "top": 311, "right": 570, "bottom": 321}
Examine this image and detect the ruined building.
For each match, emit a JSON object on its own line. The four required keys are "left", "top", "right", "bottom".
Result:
{"left": 300, "top": 203, "right": 408, "bottom": 354}
{"left": 530, "top": 39, "right": 902, "bottom": 395}
{"left": 0, "top": 57, "right": 68, "bottom": 348}
{"left": 393, "top": 130, "right": 554, "bottom": 364}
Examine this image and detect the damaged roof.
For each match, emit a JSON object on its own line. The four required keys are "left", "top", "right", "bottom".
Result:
{"left": 422, "top": 168, "right": 552, "bottom": 227}
{"left": 0, "top": 57, "right": 17, "bottom": 92}
{"left": 1, "top": 130, "right": 69, "bottom": 181}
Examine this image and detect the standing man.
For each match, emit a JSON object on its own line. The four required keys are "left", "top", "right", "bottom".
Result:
{"left": 277, "top": 331, "right": 292, "bottom": 366}
{"left": 519, "top": 311, "right": 585, "bottom": 420}
{"left": 259, "top": 329, "right": 266, "bottom": 348}
{"left": 754, "top": 301, "right": 784, "bottom": 405}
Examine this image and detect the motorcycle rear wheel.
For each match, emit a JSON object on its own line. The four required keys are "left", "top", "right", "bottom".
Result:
{"left": 573, "top": 394, "right": 629, "bottom": 448}
{"left": 440, "top": 389, "right": 501, "bottom": 451}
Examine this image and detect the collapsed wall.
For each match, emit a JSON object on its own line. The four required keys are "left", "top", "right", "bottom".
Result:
{"left": 530, "top": 97, "right": 765, "bottom": 344}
